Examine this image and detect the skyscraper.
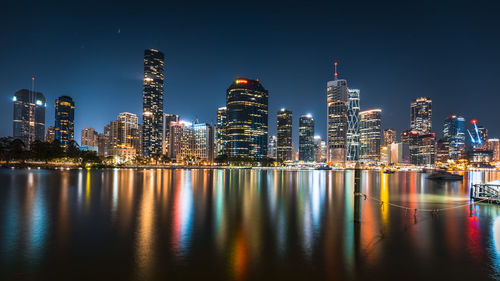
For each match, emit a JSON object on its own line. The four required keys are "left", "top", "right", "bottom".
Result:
{"left": 443, "top": 115, "right": 465, "bottom": 160}
{"left": 225, "top": 78, "right": 268, "bottom": 160}
{"left": 12, "top": 88, "right": 46, "bottom": 147}
{"left": 163, "top": 113, "right": 179, "bottom": 156}
{"left": 216, "top": 107, "right": 227, "bottom": 158}
{"left": 486, "top": 138, "right": 500, "bottom": 162}
{"left": 327, "top": 63, "right": 348, "bottom": 164}
{"left": 299, "top": 114, "right": 315, "bottom": 162}
{"left": 169, "top": 120, "right": 195, "bottom": 161}
{"left": 267, "top": 135, "right": 277, "bottom": 159}
{"left": 142, "top": 49, "right": 165, "bottom": 158}
{"left": 384, "top": 129, "right": 397, "bottom": 145}
{"left": 359, "top": 109, "right": 382, "bottom": 162}
{"left": 105, "top": 113, "right": 141, "bottom": 162}
{"left": 81, "top": 126, "right": 98, "bottom": 147}
{"left": 277, "top": 108, "right": 293, "bottom": 162}
{"left": 193, "top": 123, "right": 216, "bottom": 163}
{"left": 54, "top": 96, "right": 75, "bottom": 147}
{"left": 410, "top": 97, "right": 432, "bottom": 134}
{"left": 347, "top": 88, "right": 360, "bottom": 161}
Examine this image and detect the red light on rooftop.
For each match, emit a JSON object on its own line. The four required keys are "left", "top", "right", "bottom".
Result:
{"left": 32, "top": 77, "right": 35, "bottom": 81}
{"left": 472, "top": 119, "right": 477, "bottom": 124}
{"left": 334, "top": 61, "right": 338, "bottom": 66}
{"left": 451, "top": 115, "right": 456, "bottom": 118}
{"left": 411, "top": 131, "right": 418, "bottom": 135}
{"left": 235, "top": 79, "right": 248, "bottom": 84}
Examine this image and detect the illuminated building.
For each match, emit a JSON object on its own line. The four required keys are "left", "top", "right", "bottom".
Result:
{"left": 81, "top": 126, "right": 98, "bottom": 150}
{"left": 97, "top": 133, "right": 107, "bottom": 157}
{"left": 384, "top": 129, "right": 397, "bottom": 145}
{"left": 380, "top": 145, "right": 390, "bottom": 164}
{"left": 142, "top": 49, "right": 165, "bottom": 158}
{"left": 327, "top": 62, "right": 348, "bottom": 164}
{"left": 313, "top": 136, "right": 326, "bottom": 162}
{"left": 443, "top": 115, "right": 465, "bottom": 160}
{"left": 347, "top": 89, "right": 360, "bottom": 161}
{"left": 216, "top": 107, "right": 227, "bottom": 157}
{"left": 436, "top": 139, "right": 450, "bottom": 163}
{"left": 400, "top": 130, "right": 412, "bottom": 163}
{"left": 46, "top": 126, "right": 55, "bottom": 143}
{"left": 359, "top": 109, "right": 382, "bottom": 162}
{"left": 299, "top": 114, "right": 315, "bottom": 162}
{"left": 54, "top": 96, "right": 75, "bottom": 147}
{"left": 486, "top": 138, "right": 500, "bottom": 161}
{"left": 267, "top": 135, "right": 277, "bottom": 159}
{"left": 105, "top": 113, "right": 142, "bottom": 162}
{"left": 12, "top": 88, "right": 46, "bottom": 146}
{"left": 225, "top": 78, "right": 268, "bottom": 160}
{"left": 193, "top": 123, "right": 216, "bottom": 163}
{"left": 410, "top": 97, "right": 432, "bottom": 134}
{"left": 389, "top": 143, "right": 404, "bottom": 164}
{"left": 277, "top": 108, "right": 293, "bottom": 162}
{"left": 410, "top": 133, "right": 436, "bottom": 165}
{"left": 169, "top": 120, "right": 195, "bottom": 161}
{"left": 163, "top": 113, "right": 179, "bottom": 155}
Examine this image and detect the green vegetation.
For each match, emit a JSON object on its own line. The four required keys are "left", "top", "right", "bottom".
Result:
{"left": 0, "top": 137, "right": 102, "bottom": 168}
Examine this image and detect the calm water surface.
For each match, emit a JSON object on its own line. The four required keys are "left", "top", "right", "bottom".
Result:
{"left": 0, "top": 168, "right": 500, "bottom": 281}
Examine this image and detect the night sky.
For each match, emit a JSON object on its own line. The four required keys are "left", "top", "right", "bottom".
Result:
{"left": 1, "top": 0, "right": 500, "bottom": 147}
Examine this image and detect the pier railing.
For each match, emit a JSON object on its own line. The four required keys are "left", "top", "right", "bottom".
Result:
{"left": 471, "top": 183, "right": 500, "bottom": 203}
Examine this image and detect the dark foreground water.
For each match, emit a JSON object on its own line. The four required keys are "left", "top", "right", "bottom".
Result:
{"left": 0, "top": 168, "right": 499, "bottom": 281}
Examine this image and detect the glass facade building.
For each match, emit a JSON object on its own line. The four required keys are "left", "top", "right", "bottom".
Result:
{"left": 443, "top": 115, "right": 465, "bottom": 160}
{"left": 142, "top": 49, "right": 165, "bottom": 158}
{"left": 299, "top": 114, "right": 315, "bottom": 162}
{"left": 359, "top": 109, "right": 382, "bottom": 162}
{"left": 346, "top": 89, "right": 360, "bottom": 161}
{"left": 225, "top": 78, "right": 268, "bottom": 160}
{"left": 12, "top": 89, "right": 46, "bottom": 147}
{"left": 54, "top": 96, "right": 75, "bottom": 147}
{"left": 410, "top": 97, "right": 432, "bottom": 134}
{"left": 277, "top": 109, "right": 293, "bottom": 162}
{"left": 327, "top": 79, "right": 348, "bottom": 164}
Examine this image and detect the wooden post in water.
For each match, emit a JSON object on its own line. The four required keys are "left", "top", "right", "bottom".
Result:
{"left": 354, "top": 162, "right": 361, "bottom": 223}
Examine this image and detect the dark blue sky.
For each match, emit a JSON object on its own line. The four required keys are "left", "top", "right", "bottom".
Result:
{"left": 1, "top": 0, "right": 500, "bottom": 146}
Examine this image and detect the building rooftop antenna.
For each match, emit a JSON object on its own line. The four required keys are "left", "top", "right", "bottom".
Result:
{"left": 334, "top": 61, "right": 338, "bottom": 80}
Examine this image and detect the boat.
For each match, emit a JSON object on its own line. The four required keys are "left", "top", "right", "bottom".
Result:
{"left": 427, "top": 171, "right": 463, "bottom": 181}
{"left": 383, "top": 169, "right": 395, "bottom": 174}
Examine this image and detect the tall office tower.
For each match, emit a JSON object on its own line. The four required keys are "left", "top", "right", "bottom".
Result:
{"left": 193, "top": 123, "right": 216, "bottom": 163}
{"left": 54, "top": 96, "right": 75, "bottom": 147}
{"left": 298, "top": 114, "right": 315, "bottom": 162}
{"left": 347, "top": 89, "right": 360, "bottom": 161}
{"left": 277, "top": 108, "right": 293, "bottom": 162}
{"left": 436, "top": 139, "right": 450, "bottom": 163}
{"left": 118, "top": 112, "right": 142, "bottom": 156}
{"left": 97, "top": 133, "right": 107, "bottom": 157}
{"left": 468, "top": 120, "right": 488, "bottom": 149}
{"left": 216, "top": 107, "right": 227, "bottom": 157}
{"left": 415, "top": 133, "right": 436, "bottom": 165}
{"left": 313, "top": 136, "right": 322, "bottom": 162}
{"left": 142, "top": 49, "right": 165, "bottom": 158}
{"left": 81, "top": 126, "right": 98, "bottom": 147}
{"left": 410, "top": 97, "right": 432, "bottom": 134}
{"left": 400, "top": 130, "right": 413, "bottom": 163}
{"left": 225, "top": 78, "right": 268, "bottom": 160}
{"left": 359, "top": 109, "right": 382, "bottom": 162}
{"left": 12, "top": 88, "right": 46, "bottom": 147}
{"left": 163, "top": 113, "right": 179, "bottom": 155}
{"left": 443, "top": 115, "right": 466, "bottom": 160}
{"left": 486, "top": 138, "right": 500, "bottom": 161}
{"left": 169, "top": 120, "right": 195, "bottom": 161}
{"left": 384, "top": 129, "right": 397, "bottom": 145}
{"left": 327, "top": 62, "right": 348, "bottom": 164}
{"left": 267, "top": 135, "right": 277, "bottom": 159}
{"left": 46, "top": 126, "right": 55, "bottom": 143}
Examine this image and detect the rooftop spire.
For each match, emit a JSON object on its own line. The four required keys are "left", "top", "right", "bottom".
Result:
{"left": 334, "top": 61, "right": 338, "bottom": 80}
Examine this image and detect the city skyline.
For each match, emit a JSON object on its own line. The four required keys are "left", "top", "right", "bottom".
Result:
{"left": 1, "top": 1, "right": 499, "bottom": 147}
